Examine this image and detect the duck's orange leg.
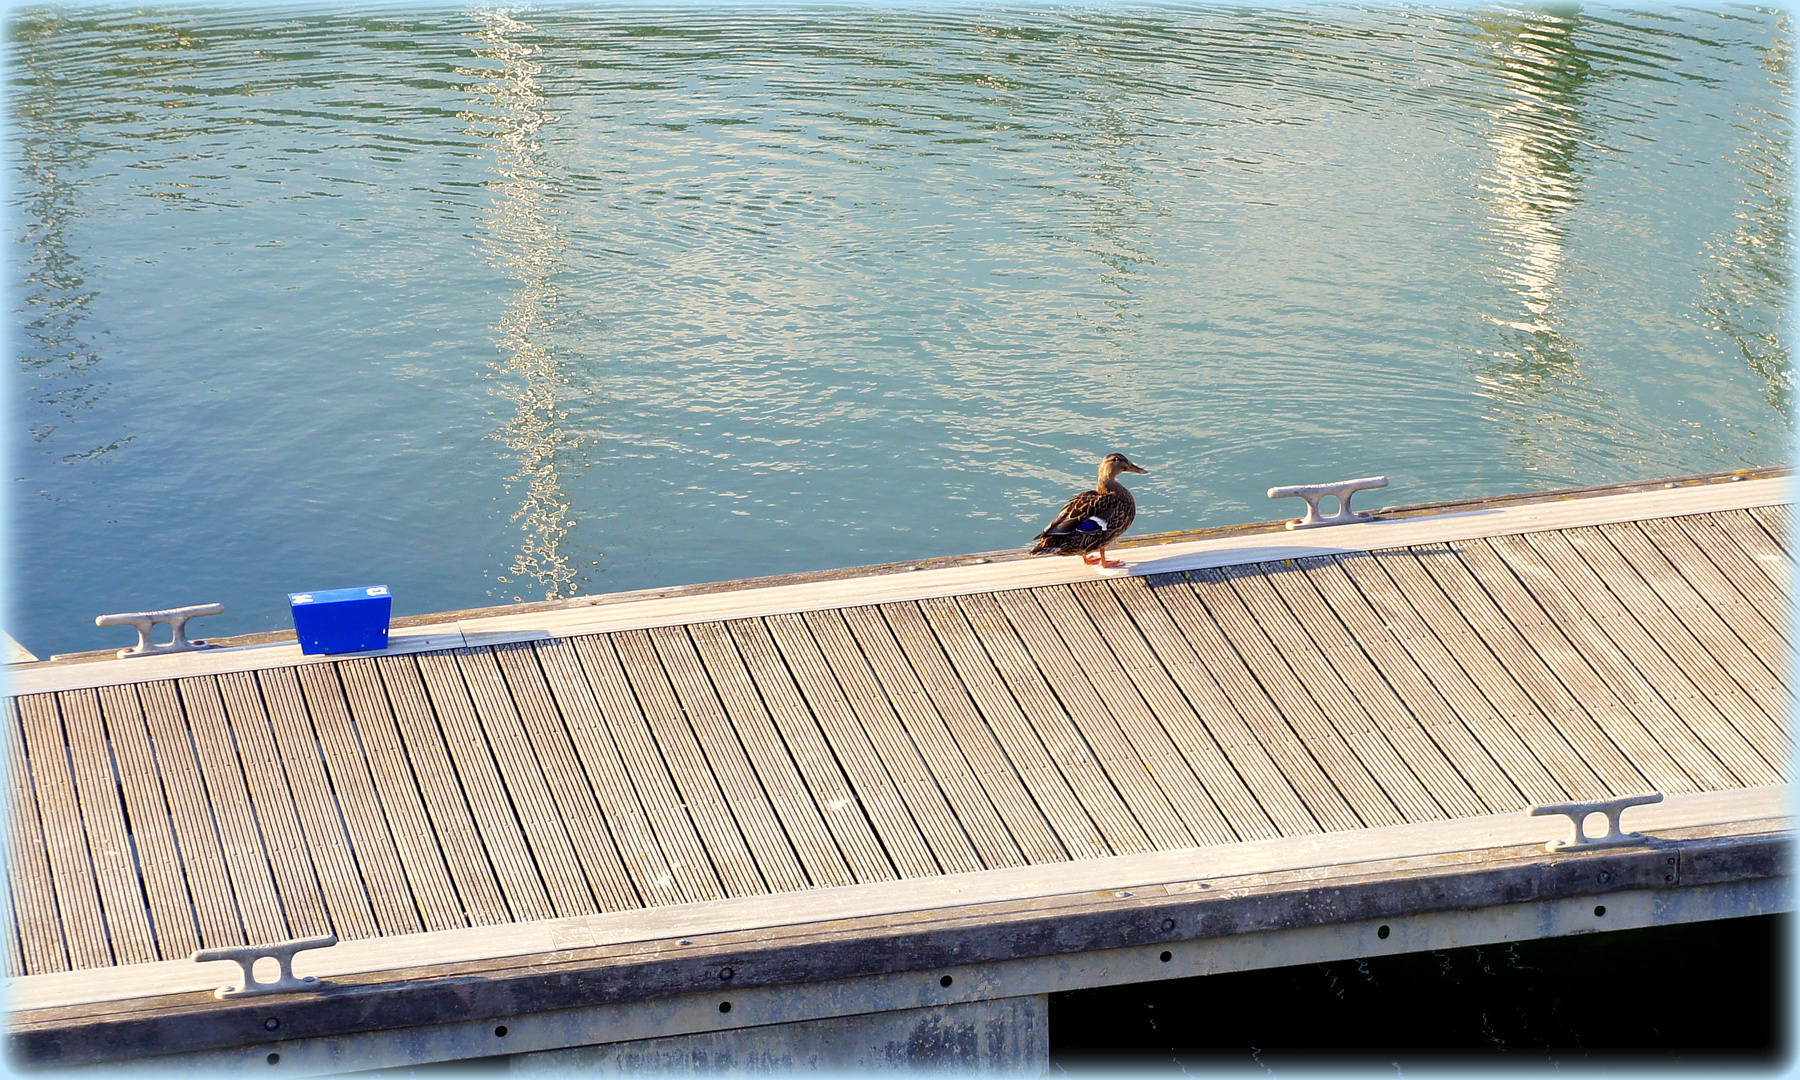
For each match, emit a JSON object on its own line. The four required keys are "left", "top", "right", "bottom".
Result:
{"left": 1083, "top": 549, "right": 1124, "bottom": 569}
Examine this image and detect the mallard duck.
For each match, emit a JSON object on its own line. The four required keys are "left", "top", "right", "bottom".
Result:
{"left": 1030, "top": 453, "right": 1150, "bottom": 569}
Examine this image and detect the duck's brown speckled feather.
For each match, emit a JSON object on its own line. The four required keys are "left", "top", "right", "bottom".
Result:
{"left": 1031, "top": 486, "right": 1137, "bottom": 555}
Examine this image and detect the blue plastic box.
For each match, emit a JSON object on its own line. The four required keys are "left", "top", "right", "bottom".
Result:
{"left": 288, "top": 585, "right": 392, "bottom": 655}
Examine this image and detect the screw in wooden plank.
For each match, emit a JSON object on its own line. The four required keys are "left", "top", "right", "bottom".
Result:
{"left": 95, "top": 603, "right": 224, "bottom": 658}
{"left": 1267, "top": 476, "right": 1389, "bottom": 529}
{"left": 1528, "top": 792, "right": 1664, "bottom": 853}
{"left": 192, "top": 934, "right": 338, "bottom": 999}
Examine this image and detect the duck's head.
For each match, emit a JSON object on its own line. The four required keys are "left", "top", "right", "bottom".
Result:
{"left": 1100, "top": 453, "right": 1149, "bottom": 482}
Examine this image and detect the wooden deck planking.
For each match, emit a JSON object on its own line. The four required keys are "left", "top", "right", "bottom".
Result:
{"left": 293, "top": 666, "right": 425, "bottom": 936}
{"left": 1551, "top": 528, "right": 1789, "bottom": 776}
{"left": 531, "top": 639, "right": 689, "bottom": 908}
{"left": 1473, "top": 536, "right": 1744, "bottom": 790}
{"left": 1179, "top": 569, "right": 1407, "bottom": 828}
{"left": 645, "top": 625, "right": 810, "bottom": 893}
{"left": 213, "top": 671, "right": 333, "bottom": 940}
{"left": 1596, "top": 522, "right": 1791, "bottom": 700}
{"left": 1027, "top": 585, "right": 1239, "bottom": 847}
{"left": 837, "top": 606, "right": 1028, "bottom": 869}
{"left": 1276, "top": 559, "right": 1530, "bottom": 813}
{"left": 988, "top": 588, "right": 1199, "bottom": 850}
{"left": 15, "top": 694, "right": 112, "bottom": 969}
{"left": 1402, "top": 545, "right": 1666, "bottom": 796}
{"left": 761, "top": 612, "right": 943, "bottom": 878}
{"left": 799, "top": 610, "right": 986, "bottom": 875}
{"left": 721, "top": 619, "right": 897, "bottom": 884}
{"left": 904, "top": 597, "right": 1114, "bottom": 861}
{"left": 256, "top": 667, "right": 382, "bottom": 939}
{"left": 337, "top": 659, "right": 471, "bottom": 931}
{"left": 373, "top": 655, "right": 514, "bottom": 926}
{"left": 609, "top": 631, "right": 767, "bottom": 898}
{"left": 1747, "top": 503, "right": 1791, "bottom": 550}
{"left": 874, "top": 603, "right": 1071, "bottom": 865}
{"left": 86, "top": 685, "right": 199, "bottom": 962}
{"left": 1256, "top": 564, "right": 1500, "bottom": 817}
{"left": 168, "top": 678, "right": 288, "bottom": 945}
{"left": 1069, "top": 579, "right": 1281, "bottom": 843}
{"left": 453, "top": 647, "right": 601, "bottom": 917}
{"left": 7, "top": 698, "right": 70, "bottom": 974}
{"left": 53, "top": 690, "right": 157, "bottom": 966}
{"left": 413, "top": 652, "right": 557, "bottom": 923}
{"left": 952, "top": 592, "right": 1155, "bottom": 855}
{"left": 492, "top": 642, "right": 643, "bottom": 913}
{"left": 136, "top": 681, "right": 248, "bottom": 950}
{"left": 1105, "top": 577, "right": 1319, "bottom": 838}
{"left": 6, "top": 490, "right": 1790, "bottom": 977}
{"left": 684, "top": 622, "right": 857, "bottom": 889}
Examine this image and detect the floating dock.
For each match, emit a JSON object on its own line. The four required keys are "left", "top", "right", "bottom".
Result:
{"left": 4, "top": 469, "right": 1791, "bottom": 1073}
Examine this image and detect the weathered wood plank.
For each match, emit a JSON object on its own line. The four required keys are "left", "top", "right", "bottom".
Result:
{"left": 646, "top": 625, "right": 808, "bottom": 892}
{"left": 255, "top": 667, "right": 380, "bottom": 939}
{"left": 373, "top": 655, "right": 513, "bottom": 926}
{"left": 1552, "top": 528, "right": 1788, "bottom": 778}
{"left": 492, "top": 643, "right": 642, "bottom": 913}
{"left": 7, "top": 698, "right": 69, "bottom": 973}
{"left": 1598, "top": 522, "right": 1790, "bottom": 698}
{"left": 1479, "top": 535, "right": 1747, "bottom": 789}
{"left": 16, "top": 694, "right": 111, "bottom": 968}
{"left": 86, "top": 684, "right": 198, "bottom": 961}
{"left": 1105, "top": 577, "right": 1318, "bottom": 837}
{"left": 804, "top": 608, "right": 986, "bottom": 874}
{"left": 293, "top": 665, "right": 424, "bottom": 936}
{"left": 724, "top": 619, "right": 897, "bottom": 883}
{"left": 838, "top": 605, "right": 1026, "bottom": 869}
{"left": 1277, "top": 559, "right": 1531, "bottom": 812}
{"left": 1637, "top": 516, "right": 1790, "bottom": 650}
{"left": 136, "top": 681, "right": 246, "bottom": 949}
{"left": 171, "top": 677, "right": 288, "bottom": 944}
{"left": 1414, "top": 543, "right": 1693, "bottom": 794}
{"left": 1180, "top": 569, "right": 1406, "bottom": 828}
{"left": 1030, "top": 585, "right": 1238, "bottom": 846}
{"left": 951, "top": 592, "right": 1153, "bottom": 855}
{"left": 53, "top": 689, "right": 156, "bottom": 965}
{"left": 1708, "top": 509, "right": 1793, "bottom": 596}
{"left": 762, "top": 612, "right": 943, "bottom": 877}
{"left": 5, "top": 887, "right": 23, "bottom": 979}
{"left": 337, "top": 659, "right": 468, "bottom": 931}
{"left": 877, "top": 601, "right": 1071, "bottom": 864}
{"left": 528, "top": 639, "right": 686, "bottom": 908}
{"left": 989, "top": 588, "right": 1196, "bottom": 849}
{"left": 1324, "top": 554, "right": 1585, "bottom": 804}
{"left": 566, "top": 634, "right": 725, "bottom": 903}
{"left": 454, "top": 647, "right": 598, "bottom": 917}
{"left": 610, "top": 631, "right": 766, "bottom": 897}
{"left": 904, "top": 597, "right": 1111, "bottom": 860}
{"left": 685, "top": 622, "right": 857, "bottom": 888}
{"left": 1747, "top": 503, "right": 1791, "bottom": 550}
{"left": 1674, "top": 513, "right": 1791, "bottom": 615}
{"left": 213, "top": 672, "right": 332, "bottom": 939}
{"left": 1249, "top": 564, "right": 1490, "bottom": 818}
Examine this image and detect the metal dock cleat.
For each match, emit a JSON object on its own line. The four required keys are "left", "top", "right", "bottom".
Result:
{"left": 193, "top": 934, "right": 338, "bottom": 999}
{"left": 1268, "top": 476, "right": 1389, "bottom": 529}
{"left": 95, "top": 603, "right": 225, "bottom": 658}
{"left": 1528, "top": 792, "right": 1665, "bottom": 853}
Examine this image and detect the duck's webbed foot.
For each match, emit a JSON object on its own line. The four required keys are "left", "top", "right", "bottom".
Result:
{"left": 1083, "top": 549, "right": 1124, "bottom": 569}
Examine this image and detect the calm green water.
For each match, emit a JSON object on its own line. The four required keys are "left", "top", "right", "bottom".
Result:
{"left": 9, "top": 3, "right": 1792, "bottom": 658}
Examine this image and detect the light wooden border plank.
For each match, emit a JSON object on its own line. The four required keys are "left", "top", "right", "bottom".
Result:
{"left": 686, "top": 622, "right": 857, "bottom": 889}
{"left": 171, "top": 677, "right": 289, "bottom": 945}
{"left": 337, "top": 659, "right": 468, "bottom": 931}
